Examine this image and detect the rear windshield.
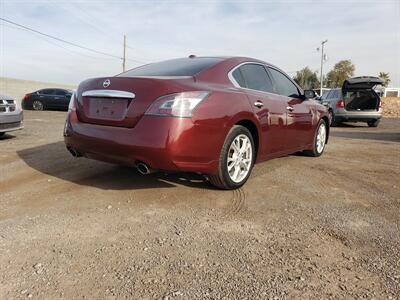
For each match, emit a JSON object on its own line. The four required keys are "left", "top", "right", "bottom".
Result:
{"left": 118, "top": 57, "right": 223, "bottom": 77}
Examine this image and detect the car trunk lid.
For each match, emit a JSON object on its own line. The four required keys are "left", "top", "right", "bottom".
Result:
{"left": 342, "top": 76, "right": 383, "bottom": 91}
{"left": 342, "top": 77, "right": 383, "bottom": 112}
{"left": 76, "top": 76, "right": 193, "bottom": 127}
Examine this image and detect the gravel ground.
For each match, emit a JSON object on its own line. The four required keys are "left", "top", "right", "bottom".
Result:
{"left": 0, "top": 111, "right": 399, "bottom": 299}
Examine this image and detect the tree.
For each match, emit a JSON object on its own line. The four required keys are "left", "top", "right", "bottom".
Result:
{"left": 293, "top": 67, "right": 320, "bottom": 90}
{"left": 326, "top": 60, "right": 355, "bottom": 88}
{"left": 378, "top": 72, "right": 390, "bottom": 87}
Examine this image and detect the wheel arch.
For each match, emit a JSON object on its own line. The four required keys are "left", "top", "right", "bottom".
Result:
{"left": 321, "top": 116, "right": 330, "bottom": 144}
{"left": 235, "top": 119, "right": 260, "bottom": 157}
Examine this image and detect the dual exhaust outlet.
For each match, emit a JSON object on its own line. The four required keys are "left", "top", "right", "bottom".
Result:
{"left": 136, "top": 162, "right": 156, "bottom": 175}
{"left": 67, "top": 147, "right": 155, "bottom": 175}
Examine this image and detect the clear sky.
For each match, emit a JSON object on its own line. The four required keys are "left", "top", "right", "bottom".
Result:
{"left": 1, "top": 0, "right": 399, "bottom": 87}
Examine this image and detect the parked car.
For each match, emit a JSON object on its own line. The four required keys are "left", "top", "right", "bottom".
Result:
{"left": 319, "top": 77, "right": 383, "bottom": 127}
{"left": 0, "top": 93, "right": 23, "bottom": 137}
{"left": 22, "top": 88, "right": 73, "bottom": 111}
{"left": 64, "top": 56, "right": 329, "bottom": 189}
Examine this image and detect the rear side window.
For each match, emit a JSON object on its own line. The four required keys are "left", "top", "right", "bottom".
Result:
{"left": 119, "top": 57, "right": 223, "bottom": 77}
{"left": 39, "top": 89, "right": 55, "bottom": 95}
{"left": 331, "top": 89, "right": 340, "bottom": 99}
{"left": 232, "top": 68, "right": 246, "bottom": 87}
{"left": 54, "top": 90, "right": 68, "bottom": 96}
{"left": 268, "top": 68, "right": 300, "bottom": 98}
{"left": 234, "top": 64, "right": 274, "bottom": 93}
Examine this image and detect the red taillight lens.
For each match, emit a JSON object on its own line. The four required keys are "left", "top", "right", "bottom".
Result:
{"left": 145, "top": 91, "right": 209, "bottom": 117}
{"left": 23, "top": 94, "right": 29, "bottom": 101}
{"left": 379, "top": 100, "right": 384, "bottom": 108}
{"left": 68, "top": 92, "right": 76, "bottom": 112}
{"left": 336, "top": 100, "right": 344, "bottom": 108}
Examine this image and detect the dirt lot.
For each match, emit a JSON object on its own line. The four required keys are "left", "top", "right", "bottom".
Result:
{"left": 0, "top": 111, "right": 399, "bottom": 299}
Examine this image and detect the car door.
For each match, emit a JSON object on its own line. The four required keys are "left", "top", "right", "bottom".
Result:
{"left": 40, "top": 89, "right": 57, "bottom": 108}
{"left": 54, "top": 90, "right": 71, "bottom": 109}
{"left": 230, "top": 63, "right": 288, "bottom": 157}
{"left": 267, "top": 67, "right": 314, "bottom": 150}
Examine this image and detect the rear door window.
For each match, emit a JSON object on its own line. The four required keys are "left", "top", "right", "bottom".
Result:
{"left": 40, "top": 89, "right": 55, "bottom": 95}
{"left": 235, "top": 64, "right": 274, "bottom": 93}
{"left": 54, "top": 90, "right": 68, "bottom": 96}
{"left": 268, "top": 68, "right": 300, "bottom": 98}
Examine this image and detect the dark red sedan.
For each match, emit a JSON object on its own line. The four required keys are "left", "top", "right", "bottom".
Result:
{"left": 64, "top": 56, "right": 329, "bottom": 189}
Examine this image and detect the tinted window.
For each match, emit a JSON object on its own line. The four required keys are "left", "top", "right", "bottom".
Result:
{"left": 237, "top": 64, "right": 274, "bottom": 93}
{"left": 268, "top": 68, "right": 300, "bottom": 97}
{"left": 39, "top": 89, "right": 55, "bottom": 95}
{"left": 54, "top": 90, "right": 68, "bottom": 96}
{"left": 321, "top": 90, "right": 332, "bottom": 100}
{"left": 119, "top": 57, "right": 223, "bottom": 77}
{"left": 232, "top": 68, "right": 246, "bottom": 87}
{"left": 333, "top": 89, "right": 341, "bottom": 99}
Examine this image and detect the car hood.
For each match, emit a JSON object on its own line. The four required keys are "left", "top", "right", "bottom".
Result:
{"left": 342, "top": 76, "right": 383, "bottom": 92}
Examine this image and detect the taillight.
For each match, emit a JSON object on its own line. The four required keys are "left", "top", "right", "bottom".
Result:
{"left": 379, "top": 100, "right": 384, "bottom": 108}
{"left": 145, "top": 91, "right": 209, "bottom": 118}
{"left": 68, "top": 92, "right": 76, "bottom": 112}
{"left": 23, "top": 94, "right": 30, "bottom": 101}
{"left": 336, "top": 100, "right": 344, "bottom": 108}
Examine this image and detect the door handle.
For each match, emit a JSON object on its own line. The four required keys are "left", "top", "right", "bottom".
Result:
{"left": 286, "top": 106, "right": 294, "bottom": 112}
{"left": 254, "top": 101, "right": 264, "bottom": 108}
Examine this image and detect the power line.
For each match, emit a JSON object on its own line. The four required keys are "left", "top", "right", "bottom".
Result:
{"left": 0, "top": 17, "right": 123, "bottom": 61}
{"left": 1, "top": 23, "right": 116, "bottom": 61}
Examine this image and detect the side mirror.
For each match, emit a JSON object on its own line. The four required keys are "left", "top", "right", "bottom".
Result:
{"left": 304, "top": 90, "right": 316, "bottom": 99}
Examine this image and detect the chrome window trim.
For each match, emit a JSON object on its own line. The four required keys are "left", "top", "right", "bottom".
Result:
{"left": 228, "top": 62, "right": 302, "bottom": 97}
{"left": 82, "top": 90, "right": 135, "bottom": 99}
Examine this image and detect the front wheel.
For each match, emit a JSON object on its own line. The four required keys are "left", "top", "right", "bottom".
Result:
{"left": 209, "top": 125, "right": 255, "bottom": 190}
{"left": 303, "top": 119, "right": 327, "bottom": 157}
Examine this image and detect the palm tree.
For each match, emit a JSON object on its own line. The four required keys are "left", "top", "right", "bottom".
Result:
{"left": 379, "top": 72, "right": 390, "bottom": 87}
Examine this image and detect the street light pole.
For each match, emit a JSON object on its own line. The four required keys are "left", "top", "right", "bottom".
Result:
{"left": 122, "top": 35, "right": 126, "bottom": 72}
{"left": 319, "top": 39, "right": 328, "bottom": 96}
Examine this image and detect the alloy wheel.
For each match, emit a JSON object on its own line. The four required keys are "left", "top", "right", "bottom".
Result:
{"left": 33, "top": 100, "right": 44, "bottom": 111}
{"left": 227, "top": 134, "right": 253, "bottom": 183}
{"left": 316, "top": 123, "right": 326, "bottom": 154}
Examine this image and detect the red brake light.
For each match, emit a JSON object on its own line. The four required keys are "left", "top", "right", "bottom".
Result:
{"left": 336, "top": 100, "right": 344, "bottom": 108}
{"left": 379, "top": 100, "right": 384, "bottom": 108}
{"left": 23, "top": 94, "right": 30, "bottom": 100}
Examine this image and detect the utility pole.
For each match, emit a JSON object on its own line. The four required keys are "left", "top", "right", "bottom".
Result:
{"left": 319, "top": 39, "right": 328, "bottom": 96}
{"left": 122, "top": 35, "right": 126, "bottom": 72}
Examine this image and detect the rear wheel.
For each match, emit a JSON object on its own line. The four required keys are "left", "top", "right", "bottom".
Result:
{"left": 303, "top": 119, "right": 327, "bottom": 157}
{"left": 367, "top": 119, "right": 380, "bottom": 127}
{"left": 209, "top": 125, "right": 255, "bottom": 190}
{"left": 32, "top": 100, "right": 44, "bottom": 111}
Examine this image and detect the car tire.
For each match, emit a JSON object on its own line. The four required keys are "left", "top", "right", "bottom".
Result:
{"left": 303, "top": 119, "right": 327, "bottom": 157}
{"left": 209, "top": 125, "right": 255, "bottom": 190}
{"left": 0, "top": 132, "right": 5, "bottom": 137}
{"left": 367, "top": 119, "right": 380, "bottom": 127}
{"left": 32, "top": 100, "right": 44, "bottom": 111}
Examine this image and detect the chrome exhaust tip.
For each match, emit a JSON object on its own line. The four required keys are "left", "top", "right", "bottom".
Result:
{"left": 136, "top": 162, "right": 156, "bottom": 175}
{"left": 67, "top": 147, "right": 81, "bottom": 158}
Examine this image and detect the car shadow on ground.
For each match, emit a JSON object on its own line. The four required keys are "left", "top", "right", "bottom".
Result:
{"left": 17, "top": 141, "right": 214, "bottom": 190}
{"left": 330, "top": 130, "right": 400, "bottom": 142}
{"left": 0, "top": 133, "right": 17, "bottom": 141}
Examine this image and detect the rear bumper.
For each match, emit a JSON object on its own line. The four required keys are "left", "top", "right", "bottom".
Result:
{"left": 334, "top": 109, "right": 382, "bottom": 122}
{"left": 64, "top": 111, "right": 223, "bottom": 174}
{"left": 0, "top": 111, "right": 24, "bottom": 133}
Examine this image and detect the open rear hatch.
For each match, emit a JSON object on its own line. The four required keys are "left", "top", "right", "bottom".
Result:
{"left": 342, "top": 76, "right": 383, "bottom": 111}
{"left": 76, "top": 76, "right": 193, "bottom": 127}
